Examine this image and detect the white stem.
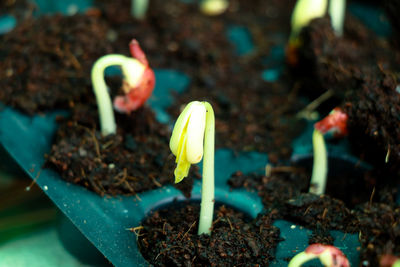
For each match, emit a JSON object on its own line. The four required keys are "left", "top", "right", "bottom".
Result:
{"left": 198, "top": 102, "right": 215, "bottom": 235}
{"left": 290, "top": 0, "right": 328, "bottom": 43}
{"left": 288, "top": 252, "right": 319, "bottom": 267}
{"left": 309, "top": 129, "right": 328, "bottom": 195}
{"left": 91, "top": 55, "right": 127, "bottom": 136}
{"left": 131, "top": 0, "right": 149, "bottom": 20}
{"left": 329, "top": 0, "right": 346, "bottom": 36}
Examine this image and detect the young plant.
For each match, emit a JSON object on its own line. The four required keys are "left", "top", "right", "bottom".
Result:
{"left": 170, "top": 101, "right": 215, "bottom": 235}
{"left": 310, "top": 128, "right": 328, "bottom": 195}
{"left": 287, "top": 0, "right": 328, "bottom": 65}
{"left": 310, "top": 108, "right": 348, "bottom": 194}
{"left": 329, "top": 0, "right": 346, "bottom": 36}
{"left": 199, "top": 0, "right": 229, "bottom": 16}
{"left": 91, "top": 39, "right": 155, "bottom": 136}
{"left": 131, "top": 0, "right": 149, "bottom": 20}
{"left": 288, "top": 244, "right": 350, "bottom": 267}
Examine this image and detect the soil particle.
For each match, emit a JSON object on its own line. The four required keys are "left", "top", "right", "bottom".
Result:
{"left": 0, "top": 13, "right": 114, "bottom": 114}
{"left": 138, "top": 202, "right": 280, "bottom": 266}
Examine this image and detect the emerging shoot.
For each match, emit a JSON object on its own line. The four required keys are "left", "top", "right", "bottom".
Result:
{"left": 287, "top": 0, "right": 328, "bottom": 65}
{"left": 200, "top": 0, "right": 229, "bottom": 16}
{"left": 310, "top": 108, "right": 348, "bottom": 195}
{"left": 91, "top": 39, "right": 155, "bottom": 136}
{"left": 170, "top": 101, "right": 215, "bottom": 235}
{"left": 288, "top": 244, "right": 350, "bottom": 267}
{"left": 131, "top": 0, "right": 149, "bottom": 20}
{"left": 309, "top": 128, "right": 328, "bottom": 195}
{"left": 289, "top": 0, "right": 328, "bottom": 46}
{"left": 329, "top": 0, "right": 346, "bottom": 36}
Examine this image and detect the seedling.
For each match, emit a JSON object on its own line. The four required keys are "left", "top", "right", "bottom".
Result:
{"left": 288, "top": 244, "right": 350, "bottom": 267}
{"left": 329, "top": 0, "right": 346, "bottom": 36}
{"left": 287, "top": 0, "right": 328, "bottom": 64}
{"left": 131, "top": 0, "right": 149, "bottom": 20}
{"left": 91, "top": 39, "right": 155, "bottom": 136}
{"left": 170, "top": 101, "right": 215, "bottom": 235}
{"left": 309, "top": 107, "right": 348, "bottom": 195}
{"left": 200, "top": 0, "right": 229, "bottom": 16}
{"left": 310, "top": 128, "right": 328, "bottom": 195}
{"left": 287, "top": 0, "right": 346, "bottom": 65}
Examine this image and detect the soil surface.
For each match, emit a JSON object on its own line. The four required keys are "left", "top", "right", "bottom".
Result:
{"left": 46, "top": 100, "right": 197, "bottom": 197}
{"left": 0, "top": 13, "right": 114, "bottom": 114}
{"left": 138, "top": 202, "right": 280, "bottom": 266}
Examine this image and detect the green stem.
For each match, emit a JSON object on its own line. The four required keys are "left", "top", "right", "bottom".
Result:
{"left": 131, "top": 0, "right": 149, "bottom": 20}
{"left": 309, "top": 129, "right": 328, "bottom": 195}
{"left": 329, "top": 0, "right": 346, "bottom": 36}
{"left": 288, "top": 252, "right": 318, "bottom": 267}
{"left": 91, "top": 55, "right": 127, "bottom": 136}
{"left": 198, "top": 102, "right": 215, "bottom": 235}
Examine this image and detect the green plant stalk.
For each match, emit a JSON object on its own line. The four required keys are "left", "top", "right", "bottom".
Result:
{"left": 288, "top": 251, "right": 318, "bottom": 267}
{"left": 290, "top": 0, "right": 328, "bottom": 44}
{"left": 91, "top": 55, "right": 128, "bottom": 136}
{"left": 131, "top": 0, "right": 149, "bottom": 20}
{"left": 329, "top": 0, "right": 346, "bottom": 36}
{"left": 198, "top": 102, "right": 215, "bottom": 235}
{"left": 200, "top": 0, "right": 229, "bottom": 16}
{"left": 309, "top": 129, "right": 328, "bottom": 195}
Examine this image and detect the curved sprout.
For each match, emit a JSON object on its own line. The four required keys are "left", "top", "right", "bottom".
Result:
{"left": 91, "top": 39, "right": 154, "bottom": 136}
{"left": 289, "top": 244, "right": 350, "bottom": 267}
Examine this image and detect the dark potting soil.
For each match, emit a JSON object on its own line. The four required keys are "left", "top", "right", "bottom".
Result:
{"left": 0, "top": 13, "right": 115, "bottom": 114}
{"left": 46, "top": 100, "right": 198, "bottom": 197}
{"left": 137, "top": 202, "right": 280, "bottom": 266}
{"left": 228, "top": 169, "right": 400, "bottom": 265}
{"left": 0, "top": 0, "right": 35, "bottom": 21}
{"left": 295, "top": 16, "right": 400, "bottom": 174}
{"left": 344, "top": 71, "right": 400, "bottom": 176}
{"left": 384, "top": 0, "right": 400, "bottom": 47}
{"left": 355, "top": 202, "right": 400, "bottom": 266}
{"left": 295, "top": 15, "right": 400, "bottom": 103}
